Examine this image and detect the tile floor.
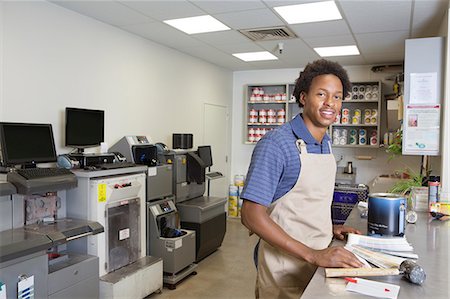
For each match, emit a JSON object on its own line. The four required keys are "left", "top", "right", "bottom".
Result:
{"left": 148, "top": 218, "right": 259, "bottom": 299}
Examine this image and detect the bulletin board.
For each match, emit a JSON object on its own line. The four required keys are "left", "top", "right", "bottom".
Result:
{"left": 403, "top": 37, "right": 444, "bottom": 156}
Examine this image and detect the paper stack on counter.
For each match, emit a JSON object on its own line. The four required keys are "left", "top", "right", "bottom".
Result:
{"left": 346, "top": 233, "right": 418, "bottom": 268}
{"left": 345, "top": 277, "right": 400, "bottom": 299}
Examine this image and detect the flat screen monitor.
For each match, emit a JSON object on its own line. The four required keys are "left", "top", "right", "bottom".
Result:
{"left": 65, "top": 107, "right": 104, "bottom": 151}
{"left": 197, "top": 145, "right": 213, "bottom": 167}
{"left": 0, "top": 122, "right": 57, "bottom": 166}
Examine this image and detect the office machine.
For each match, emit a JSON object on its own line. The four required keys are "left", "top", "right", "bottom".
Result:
{"left": 0, "top": 122, "right": 77, "bottom": 194}
{"left": 162, "top": 146, "right": 227, "bottom": 262}
{"left": 147, "top": 197, "right": 197, "bottom": 289}
{"left": 110, "top": 136, "right": 173, "bottom": 201}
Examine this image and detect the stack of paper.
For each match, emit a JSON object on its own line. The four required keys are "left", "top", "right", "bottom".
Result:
{"left": 346, "top": 233, "right": 418, "bottom": 268}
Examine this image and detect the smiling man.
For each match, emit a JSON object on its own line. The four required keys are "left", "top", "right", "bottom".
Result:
{"left": 240, "top": 59, "right": 364, "bottom": 299}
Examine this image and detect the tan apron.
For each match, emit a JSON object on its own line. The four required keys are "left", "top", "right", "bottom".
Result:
{"left": 256, "top": 139, "right": 336, "bottom": 299}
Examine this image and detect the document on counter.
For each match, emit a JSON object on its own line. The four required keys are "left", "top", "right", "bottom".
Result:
{"left": 345, "top": 277, "right": 400, "bottom": 299}
{"left": 347, "top": 233, "right": 414, "bottom": 252}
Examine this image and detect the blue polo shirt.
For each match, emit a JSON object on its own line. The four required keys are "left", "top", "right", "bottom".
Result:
{"left": 240, "top": 114, "right": 332, "bottom": 207}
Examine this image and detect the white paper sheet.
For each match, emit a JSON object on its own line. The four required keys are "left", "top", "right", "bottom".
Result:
{"left": 346, "top": 277, "right": 400, "bottom": 299}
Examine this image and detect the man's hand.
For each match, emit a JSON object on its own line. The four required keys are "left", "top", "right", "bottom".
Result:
{"left": 307, "top": 246, "right": 364, "bottom": 268}
{"left": 333, "top": 224, "right": 361, "bottom": 240}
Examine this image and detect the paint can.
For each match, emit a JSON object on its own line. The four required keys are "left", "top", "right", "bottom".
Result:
{"left": 368, "top": 193, "right": 406, "bottom": 236}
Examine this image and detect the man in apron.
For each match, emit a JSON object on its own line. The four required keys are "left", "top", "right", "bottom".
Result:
{"left": 240, "top": 59, "right": 364, "bottom": 299}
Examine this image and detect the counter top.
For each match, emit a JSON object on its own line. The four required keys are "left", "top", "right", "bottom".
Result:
{"left": 301, "top": 207, "right": 449, "bottom": 299}
{"left": 0, "top": 218, "right": 104, "bottom": 264}
{"left": 0, "top": 228, "right": 52, "bottom": 263}
{"left": 71, "top": 165, "right": 147, "bottom": 178}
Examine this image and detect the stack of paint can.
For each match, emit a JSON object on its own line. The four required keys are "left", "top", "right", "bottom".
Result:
{"left": 258, "top": 109, "right": 267, "bottom": 124}
{"left": 332, "top": 128, "right": 348, "bottom": 145}
{"left": 351, "top": 85, "right": 359, "bottom": 100}
{"left": 369, "top": 129, "right": 378, "bottom": 145}
{"left": 341, "top": 108, "right": 350, "bottom": 124}
{"left": 277, "top": 109, "right": 285, "bottom": 123}
{"left": 349, "top": 128, "right": 358, "bottom": 145}
{"left": 267, "top": 109, "right": 276, "bottom": 123}
{"left": 358, "top": 129, "right": 367, "bottom": 145}
{"left": 352, "top": 109, "right": 361, "bottom": 124}
{"left": 371, "top": 109, "right": 378, "bottom": 124}
{"left": 228, "top": 184, "right": 239, "bottom": 217}
{"left": 249, "top": 109, "right": 258, "bottom": 123}
{"left": 364, "top": 109, "right": 372, "bottom": 124}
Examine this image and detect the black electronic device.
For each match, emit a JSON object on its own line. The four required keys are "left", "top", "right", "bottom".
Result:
{"left": 173, "top": 133, "right": 193, "bottom": 149}
{"left": 69, "top": 153, "right": 115, "bottom": 168}
{"left": 132, "top": 145, "right": 157, "bottom": 166}
{"left": 0, "top": 122, "right": 57, "bottom": 167}
{"left": 65, "top": 107, "right": 104, "bottom": 153}
{"left": 197, "top": 145, "right": 213, "bottom": 167}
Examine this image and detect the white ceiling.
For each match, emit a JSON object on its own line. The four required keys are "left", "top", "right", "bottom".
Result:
{"left": 50, "top": 0, "right": 448, "bottom": 71}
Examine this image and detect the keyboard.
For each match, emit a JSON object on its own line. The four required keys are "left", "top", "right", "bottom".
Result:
{"left": 95, "top": 162, "right": 137, "bottom": 170}
{"left": 17, "top": 167, "right": 73, "bottom": 180}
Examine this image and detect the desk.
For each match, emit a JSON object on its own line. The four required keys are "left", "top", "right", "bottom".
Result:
{"left": 302, "top": 207, "right": 449, "bottom": 299}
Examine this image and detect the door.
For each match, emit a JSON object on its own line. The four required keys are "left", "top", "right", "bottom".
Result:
{"left": 203, "top": 103, "right": 229, "bottom": 198}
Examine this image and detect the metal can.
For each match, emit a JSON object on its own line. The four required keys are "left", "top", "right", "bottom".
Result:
{"left": 349, "top": 128, "right": 357, "bottom": 136}
{"left": 341, "top": 116, "right": 350, "bottom": 124}
{"left": 352, "top": 116, "right": 360, "bottom": 124}
{"left": 428, "top": 176, "right": 441, "bottom": 205}
{"left": 349, "top": 135, "right": 357, "bottom": 145}
{"left": 332, "top": 128, "right": 341, "bottom": 138}
{"left": 368, "top": 193, "right": 406, "bottom": 236}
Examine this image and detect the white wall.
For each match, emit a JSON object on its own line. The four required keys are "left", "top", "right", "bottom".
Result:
{"left": 1, "top": 1, "right": 232, "bottom": 160}
{"left": 231, "top": 66, "right": 441, "bottom": 186}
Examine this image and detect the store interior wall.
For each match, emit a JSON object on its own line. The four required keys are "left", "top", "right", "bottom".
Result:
{"left": 232, "top": 67, "right": 442, "bottom": 186}
{"left": 0, "top": 1, "right": 233, "bottom": 168}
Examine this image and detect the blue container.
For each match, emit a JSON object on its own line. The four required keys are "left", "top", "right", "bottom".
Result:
{"left": 367, "top": 193, "right": 406, "bottom": 236}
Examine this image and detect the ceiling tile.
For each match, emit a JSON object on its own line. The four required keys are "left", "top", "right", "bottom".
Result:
{"left": 338, "top": 0, "right": 412, "bottom": 34}
{"left": 190, "top": 0, "right": 267, "bottom": 14}
{"left": 192, "top": 30, "right": 252, "bottom": 46}
{"left": 290, "top": 20, "right": 351, "bottom": 38}
{"left": 303, "top": 34, "right": 356, "bottom": 48}
{"left": 215, "top": 42, "right": 266, "bottom": 55}
{"left": 121, "top": 22, "right": 205, "bottom": 49}
{"left": 263, "top": 0, "right": 325, "bottom": 8}
{"left": 411, "top": 0, "right": 448, "bottom": 37}
{"left": 51, "top": 1, "right": 153, "bottom": 26}
{"left": 356, "top": 31, "right": 409, "bottom": 54}
{"left": 179, "top": 44, "right": 250, "bottom": 69}
{"left": 214, "top": 8, "right": 285, "bottom": 29}
{"left": 363, "top": 53, "right": 404, "bottom": 65}
{"left": 119, "top": 0, "right": 205, "bottom": 21}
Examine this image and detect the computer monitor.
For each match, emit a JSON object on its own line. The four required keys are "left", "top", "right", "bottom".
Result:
{"left": 197, "top": 145, "right": 213, "bottom": 167}
{"left": 0, "top": 122, "right": 57, "bottom": 167}
{"left": 65, "top": 107, "right": 104, "bottom": 153}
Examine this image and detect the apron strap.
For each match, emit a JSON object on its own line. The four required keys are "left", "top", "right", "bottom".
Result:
{"left": 296, "top": 139, "right": 333, "bottom": 154}
{"left": 328, "top": 140, "right": 333, "bottom": 154}
{"left": 295, "top": 139, "right": 308, "bottom": 154}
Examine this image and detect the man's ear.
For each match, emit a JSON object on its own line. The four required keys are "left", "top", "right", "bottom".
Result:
{"left": 299, "top": 92, "right": 307, "bottom": 106}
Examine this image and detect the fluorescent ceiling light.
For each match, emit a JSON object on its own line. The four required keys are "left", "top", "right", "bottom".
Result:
{"left": 314, "top": 45, "right": 360, "bottom": 57}
{"left": 232, "top": 51, "right": 278, "bottom": 62}
{"left": 274, "top": 1, "right": 342, "bottom": 24}
{"left": 164, "top": 15, "right": 230, "bottom": 34}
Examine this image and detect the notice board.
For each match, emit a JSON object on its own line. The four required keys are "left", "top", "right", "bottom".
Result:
{"left": 403, "top": 37, "right": 444, "bottom": 156}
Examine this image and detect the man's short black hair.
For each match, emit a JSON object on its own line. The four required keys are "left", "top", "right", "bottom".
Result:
{"left": 292, "top": 59, "right": 351, "bottom": 108}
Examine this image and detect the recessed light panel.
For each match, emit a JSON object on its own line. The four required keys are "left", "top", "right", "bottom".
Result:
{"left": 164, "top": 15, "right": 230, "bottom": 34}
{"left": 314, "top": 45, "right": 360, "bottom": 57}
{"left": 232, "top": 51, "right": 278, "bottom": 62}
{"left": 274, "top": 1, "right": 342, "bottom": 24}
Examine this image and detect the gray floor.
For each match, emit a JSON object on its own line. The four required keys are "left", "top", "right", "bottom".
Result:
{"left": 148, "top": 218, "right": 259, "bottom": 299}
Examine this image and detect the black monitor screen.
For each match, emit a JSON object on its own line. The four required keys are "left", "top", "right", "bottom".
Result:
{"left": 0, "top": 122, "right": 57, "bottom": 166}
{"left": 65, "top": 107, "right": 104, "bottom": 148}
{"left": 197, "top": 145, "right": 213, "bottom": 167}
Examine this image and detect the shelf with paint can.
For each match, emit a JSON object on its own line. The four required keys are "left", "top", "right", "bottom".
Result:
{"left": 330, "top": 81, "right": 382, "bottom": 148}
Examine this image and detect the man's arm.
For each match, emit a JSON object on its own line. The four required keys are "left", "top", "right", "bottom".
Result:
{"left": 241, "top": 200, "right": 364, "bottom": 268}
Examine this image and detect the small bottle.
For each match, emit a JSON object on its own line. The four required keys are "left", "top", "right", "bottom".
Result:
{"left": 428, "top": 176, "right": 440, "bottom": 205}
